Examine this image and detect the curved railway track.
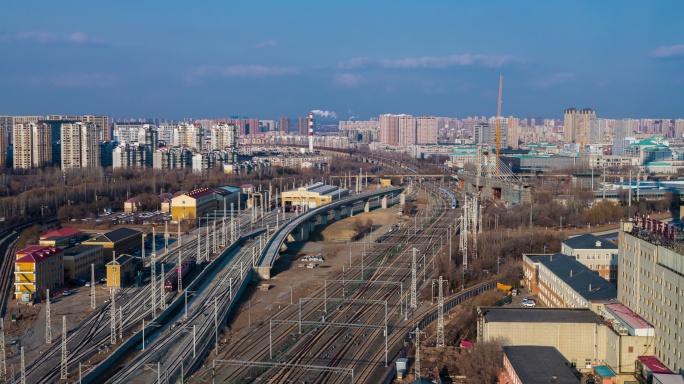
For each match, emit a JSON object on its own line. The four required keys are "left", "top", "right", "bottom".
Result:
{"left": 205, "top": 182, "right": 461, "bottom": 383}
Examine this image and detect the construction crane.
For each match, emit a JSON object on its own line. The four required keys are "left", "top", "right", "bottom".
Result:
{"left": 495, "top": 75, "right": 503, "bottom": 175}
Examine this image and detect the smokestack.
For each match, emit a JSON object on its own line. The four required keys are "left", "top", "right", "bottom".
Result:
{"left": 308, "top": 111, "right": 314, "bottom": 152}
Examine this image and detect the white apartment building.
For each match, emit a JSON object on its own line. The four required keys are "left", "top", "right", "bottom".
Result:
{"left": 618, "top": 219, "right": 684, "bottom": 372}
{"left": 13, "top": 122, "right": 51, "bottom": 169}
{"left": 61, "top": 122, "right": 100, "bottom": 169}
{"left": 210, "top": 124, "right": 239, "bottom": 150}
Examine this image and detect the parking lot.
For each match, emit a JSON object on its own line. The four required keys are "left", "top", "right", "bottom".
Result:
{"left": 96, "top": 210, "right": 172, "bottom": 226}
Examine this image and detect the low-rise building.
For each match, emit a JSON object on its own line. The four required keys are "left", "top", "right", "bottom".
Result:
{"left": 62, "top": 245, "right": 104, "bottom": 280}
{"left": 170, "top": 188, "right": 217, "bottom": 222}
{"left": 106, "top": 254, "right": 136, "bottom": 288}
{"left": 500, "top": 346, "right": 579, "bottom": 384}
{"left": 39, "top": 227, "right": 86, "bottom": 247}
{"left": 281, "top": 182, "right": 348, "bottom": 209}
{"left": 523, "top": 253, "right": 617, "bottom": 311}
{"left": 561, "top": 234, "right": 618, "bottom": 284}
{"left": 14, "top": 246, "right": 64, "bottom": 302}
{"left": 81, "top": 227, "right": 143, "bottom": 262}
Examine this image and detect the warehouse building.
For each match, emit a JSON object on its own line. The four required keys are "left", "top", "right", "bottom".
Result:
{"left": 281, "top": 182, "right": 349, "bottom": 209}
{"left": 82, "top": 227, "right": 142, "bottom": 262}
{"left": 62, "top": 244, "right": 104, "bottom": 280}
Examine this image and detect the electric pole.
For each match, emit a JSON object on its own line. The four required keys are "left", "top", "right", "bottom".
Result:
{"left": 412, "top": 327, "right": 425, "bottom": 381}
{"left": 61, "top": 316, "right": 67, "bottom": 379}
{"left": 178, "top": 250, "right": 183, "bottom": 293}
{"left": 20, "top": 346, "right": 25, "bottom": 384}
{"left": 46, "top": 288, "right": 51, "bottom": 344}
{"left": 411, "top": 248, "right": 417, "bottom": 309}
{"left": 110, "top": 287, "right": 116, "bottom": 345}
{"left": 90, "top": 264, "right": 96, "bottom": 309}
{"left": 436, "top": 276, "right": 446, "bottom": 347}
{"left": 151, "top": 252, "right": 157, "bottom": 318}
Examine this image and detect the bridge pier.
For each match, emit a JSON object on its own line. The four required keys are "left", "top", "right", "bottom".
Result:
{"left": 257, "top": 266, "right": 271, "bottom": 280}
{"left": 349, "top": 205, "right": 354, "bottom": 217}
{"left": 309, "top": 219, "right": 317, "bottom": 232}
{"left": 381, "top": 195, "right": 388, "bottom": 209}
{"left": 334, "top": 209, "right": 341, "bottom": 221}
{"left": 319, "top": 214, "right": 328, "bottom": 225}
{"left": 364, "top": 199, "right": 370, "bottom": 213}
{"left": 400, "top": 193, "right": 406, "bottom": 206}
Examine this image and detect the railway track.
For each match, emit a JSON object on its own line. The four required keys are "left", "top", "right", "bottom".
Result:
{"left": 205, "top": 182, "right": 461, "bottom": 383}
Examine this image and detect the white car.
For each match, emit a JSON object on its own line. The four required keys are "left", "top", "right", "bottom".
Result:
{"left": 522, "top": 299, "right": 536, "bottom": 307}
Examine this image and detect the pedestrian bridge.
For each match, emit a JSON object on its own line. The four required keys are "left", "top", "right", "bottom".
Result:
{"left": 256, "top": 186, "right": 404, "bottom": 279}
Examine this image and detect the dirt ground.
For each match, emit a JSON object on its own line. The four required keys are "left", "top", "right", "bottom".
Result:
{"left": 225, "top": 207, "right": 407, "bottom": 339}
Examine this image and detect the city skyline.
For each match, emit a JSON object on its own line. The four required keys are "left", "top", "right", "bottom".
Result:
{"left": 1, "top": 1, "right": 683, "bottom": 120}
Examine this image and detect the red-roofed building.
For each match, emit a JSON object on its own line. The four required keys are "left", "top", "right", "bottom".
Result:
{"left": 14, "top": 245, "right": 64, "bottom": 302}
{"left": 170, "top": 188, "right": 217, "bottom": 222}
{"left": 39, "top": 227, "right": 86, "bottom": 247}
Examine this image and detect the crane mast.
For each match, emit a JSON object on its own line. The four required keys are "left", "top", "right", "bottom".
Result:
{"left": 495, "top": 75, "right": 503, "bottom": 174}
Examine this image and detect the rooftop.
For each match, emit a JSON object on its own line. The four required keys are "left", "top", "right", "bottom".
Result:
{"left": 39, "top": 227, "right": 82, "bottom": 239}
{"left": 639, "top": 356, "right": 672, "bottom": 374}
{"left": 503, "top": 346, "right": 579, "bottom": 384}
{"left": 604, "top": 303, "right": 653, "bottom": 332}
{"left": 480, "top": 307, "right": 603, "bottom": 324}
{"left": 15, "top": 246, "right": 64, "bottom": 263}
{"left": 63, "top": 244, "right": 102, "bottom": 257}
{"left": 186, "top": 188, "right": 215, "bottom": 199}
{"left": 86, "top": 227, "right": 141, "bottom": 244}
{"left": 535, "top": 254, "right": 618, "bottom": 301}
{"left": 563, "top": 233, "right": 617, "bottom": 250}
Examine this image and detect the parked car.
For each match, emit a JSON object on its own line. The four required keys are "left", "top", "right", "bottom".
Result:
{"left": 63, "top": 290, "right": 72, "bottom": 296}
{"left": 85, "top": 282, "right": 91, "bottom": 287}
{"left": 522, "top": 300, "right": 536, "bottom": 307}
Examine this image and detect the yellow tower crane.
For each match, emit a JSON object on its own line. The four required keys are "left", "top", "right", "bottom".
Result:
{"left": 494, "top": 75, "right": 503, "bottom": 175}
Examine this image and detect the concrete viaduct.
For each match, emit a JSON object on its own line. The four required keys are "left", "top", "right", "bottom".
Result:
{"left": 256, "top": 186, "right": 405, "bottom": 279}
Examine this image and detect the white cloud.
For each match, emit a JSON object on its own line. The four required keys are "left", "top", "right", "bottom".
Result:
{"left": 51, "top": 72, "right": 117, "bottom": 87}
{"left": 254, "top": 39, "right": 278, "bottom": 49}
{"left": 531, "top": 73, "right": 577, "bottom": 89}
{"left": 650, "top": 44, "right": 684, "bottom": 58}
{"left": 333, "top": 73, "right": 362, "bottom": 88}
{"left": 186, "top": 64, "right": 299, "bottom": 83}
{"left": 1, "top": 31, "right": 107, "bottom": 46}
{"left": 337, "top": 54, "right": 519, "bottom": 70}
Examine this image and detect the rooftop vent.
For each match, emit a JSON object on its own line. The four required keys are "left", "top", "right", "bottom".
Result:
{"left": 596, "top": 240, "right": 602, "bottom": 247}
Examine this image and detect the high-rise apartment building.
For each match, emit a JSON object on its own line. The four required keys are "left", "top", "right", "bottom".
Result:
{"left": 675, "top": 119, "right": 684, "bottom": 139}
{"left": 46, "top": 115, "right": 110, "bottom": 141}
{"left": 398, "top": 115, "right": 416, "bottom": 147}
{"left": 507, "top": 116, "right": 519, "bottom": 149}
{"left": 13, "top": 122, "right": 51, "bottom": 169}
{"left": 113, "top": 123, "right": 147, "bottom": 143}
{"left": 298, "top": 117, "right": 309, "bottom": 136}
{"left": 60, "top": 122, "right": 100, "bottom": 169}
{"left": 176, "top": 123, "right": 203, "bottom": 150}
{"left": 564, "top": 108, "right": 596, "bottom": 145}
{"left": 618, "top": 219, "right": 684, "bottom": 372}
{"left": 415, "top": 117, "right": 438, "bottom": 145}
{"left": 279, "top": 117, "right": 290, "bottom": 134}
{"left": 615, "top": 118, "right": 634, "bottom": 141}
{"left": 210, "top": 124, "right": 239, "bottom": 151}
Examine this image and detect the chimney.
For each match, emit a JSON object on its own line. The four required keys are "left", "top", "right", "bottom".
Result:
{"left": 589, "top": 284, "right": 592, "bottom": 291}
{"left": 570, "top": 270, "right": 573, "bottom": 277}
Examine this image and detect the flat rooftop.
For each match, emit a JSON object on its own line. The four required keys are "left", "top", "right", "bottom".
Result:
{"left": 504, "top": 346, "right": 579, "bottom": 384}
{"left": 605, "top": 303, "right": 653, "bottom": 333}
{"left": 481, "top": 307, "right": 603, "bottom": 324}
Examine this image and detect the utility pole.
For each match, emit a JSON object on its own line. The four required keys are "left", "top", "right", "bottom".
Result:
{"left": 90, "top": 264, "right": 96, "bottom": 309}
{"left": 61, "top": 316, "right": 67, "bottom": 379}
{"left": 119, "top": 307, "right": 123, "bottom": 341}
{"left": 178, "top": 219, "right": 181, "bottom": 247}
{"left": 411, "top": 248, "right": 417, "bottom": 309}
{"left": 20, "top": 346, "right": 25, "bottom": 384}
{"left": 411, "top": 327, "right": 425, "bottom": 381}
{"left": 0, "top": 318, "right": 6, "bottom": 380}
{"left": 160, "top": 262, "right": 166, "bottom": 310}
{"left": 46, "top": 289, "right": 51, "bottom": 344}
{"left": 436, "top": 276, "right": 446, "bottom": 347}
{"left": 178, "top": 250, "right": 183, "bottom": 293}
{"left": 151, "top": 252, "right": 157, "bottom": 318}
{"left": 110, "top": 288, "right": 116, "bottom": 345}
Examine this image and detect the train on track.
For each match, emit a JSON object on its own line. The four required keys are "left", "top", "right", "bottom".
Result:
{"left": 439, "top": 186, "right": 458, "bottom": 209}
{"left": 164, "top": 257, "right": 196, "bottom": 291}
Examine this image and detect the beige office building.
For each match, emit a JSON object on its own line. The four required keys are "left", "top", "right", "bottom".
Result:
{"left": 62, "top": 245, "right": 104, "bottom": 280}
{"left": 61, "top": 122, "right": 101, "bottom": 169}
{"left": 618, "top": 220, "right": 684, "bottom": 372}
{"left": 13, "top": 122, "right": 52, "bottom": 169}
{"left": 564, "top": 108, "right": 596, "bottom": 145}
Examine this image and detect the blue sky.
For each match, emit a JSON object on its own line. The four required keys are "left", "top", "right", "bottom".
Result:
{"left": 1, "top": 1, "right": 683, "bottom": 120}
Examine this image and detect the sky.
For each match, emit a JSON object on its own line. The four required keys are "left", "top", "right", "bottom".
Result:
{"left": 1, "top": 1, "right": 683, "bottom": 120}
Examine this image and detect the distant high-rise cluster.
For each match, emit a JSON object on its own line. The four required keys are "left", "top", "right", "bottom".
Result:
{"left": 378, "top": 114, "right": 438, "bottom": 146}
